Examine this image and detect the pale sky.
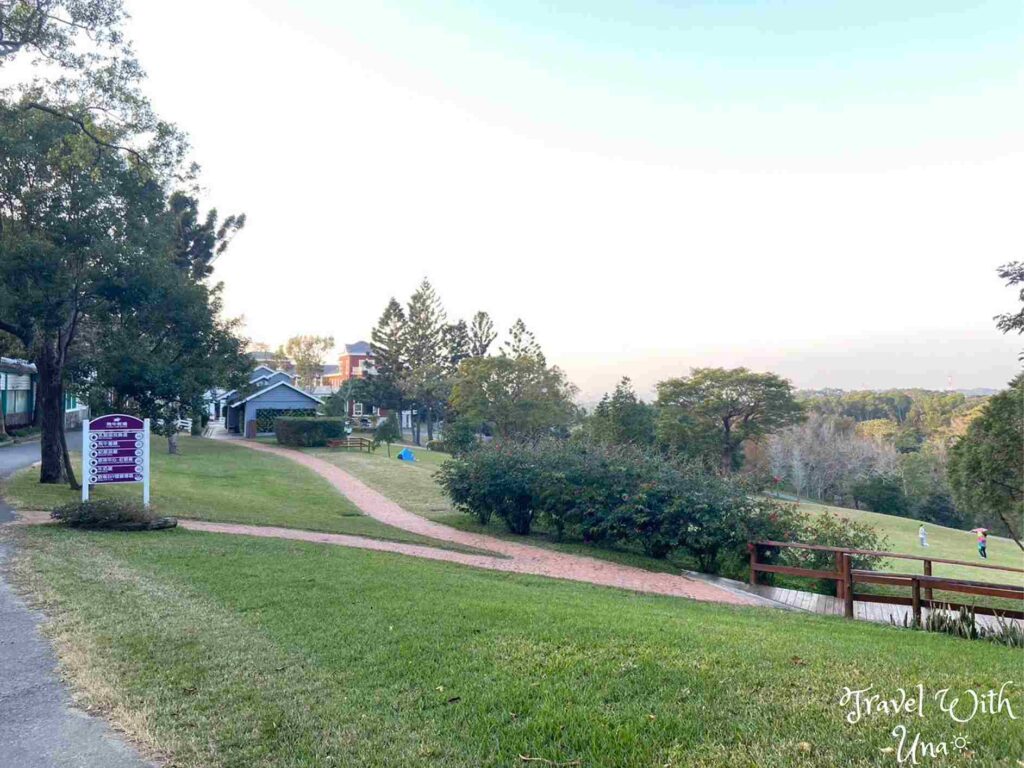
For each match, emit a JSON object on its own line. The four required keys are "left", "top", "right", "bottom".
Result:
{"left": 123, "top": 1, "right": 1022, "bottom": 399}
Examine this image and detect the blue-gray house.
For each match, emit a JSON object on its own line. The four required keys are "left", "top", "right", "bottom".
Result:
{"left": 225, "top": 380, "right": 323, "bottom": 436}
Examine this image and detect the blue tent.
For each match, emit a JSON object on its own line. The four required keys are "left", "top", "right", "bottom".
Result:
{"left": 396, "top": 448, "right": 415, "bottom": 462}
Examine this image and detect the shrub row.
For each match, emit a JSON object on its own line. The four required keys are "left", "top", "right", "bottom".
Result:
{"left": 274, "top": 417, "right": 347, "bottom": 447}
{"left": 436, "top": 440, "right": 887, "bottom": 576}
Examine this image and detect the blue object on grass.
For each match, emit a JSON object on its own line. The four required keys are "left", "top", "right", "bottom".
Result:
{"left": 397, "top": 448, "right": 415, "bottom": 462}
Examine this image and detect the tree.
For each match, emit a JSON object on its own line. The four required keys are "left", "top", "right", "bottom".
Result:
{"left": 468, "top": 311, "right": 497, "bottom": 357}
{"left": 168, "top": 191, "right": 245, "bottom": 280}
{"left": 450, "top": 354, "right": 578, "bottom": 441}
{"left": 0, "top": 1, "right": 187, "bottom": 484}
{"left": 369, "top": 297, "right": 408, "bottom": 427}
{"left": 85, "top": 194, "right": 250, "bottom": 454}
{"left": 0, "top": 1, "right": 127, "bottom": 63}
{"left": 588, "top": 377, "right": 655, "bottom": 446}
{"left": 994, "top": 261, "right": 1024, "bottom": 341}
{"left": 656, "top": 368, "right": 804, "bottom": 474}
{"left": 442, "top": 319, "right": 471, "bottom": 371}
{"left": 0, "top": 101, "right": 171, "bottom": 484}
{"left": 282, "top": 335, "right": 334, "bottom": 391}
{"left": 502, "top": 318, "right": 544, "bottom": 362}
{"left": 402, "top": 278, "right": 447, "bottom": 444}
{"left": 373, "top": 412, "right": 402, "bottom": 458}
{"left": 948, "top": 376, "right": 1024, "bottom": 550}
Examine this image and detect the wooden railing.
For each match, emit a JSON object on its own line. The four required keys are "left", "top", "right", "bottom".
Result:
{"left": 748, "top": 540, "right": 1024, "bottom": 622}
{"left": 326, "top": 436, "right": 374, "bottom": 452}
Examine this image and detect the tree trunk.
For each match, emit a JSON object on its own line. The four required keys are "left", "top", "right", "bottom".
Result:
{"left": 426, "top": 405, "right": 434, "bottom": 442}
{"left": 35, "top": 345, "right": 77, "bottom": 487}
{"left": 167, "top": 430, "right": 179, "bottom": 455}
{"left": 720, "top": 421, "right": 733, "bottom": 475}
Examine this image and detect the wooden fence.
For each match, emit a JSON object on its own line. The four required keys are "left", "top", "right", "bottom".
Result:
{"left": 748, "top": 540, "right": 1024, "bottom": 622}
{"left": 326, "top": 436, "right": 374, "bottom": 452}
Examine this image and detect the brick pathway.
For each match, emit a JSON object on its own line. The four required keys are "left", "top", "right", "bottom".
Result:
{"left": 193, "top": 439, "right": 758, "bottom": 607}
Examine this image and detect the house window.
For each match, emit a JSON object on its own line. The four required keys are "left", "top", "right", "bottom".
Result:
{"left": 353, "top": 402, "right": 363, "bottom": 416}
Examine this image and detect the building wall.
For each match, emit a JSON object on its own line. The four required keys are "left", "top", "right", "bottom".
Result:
{"left": 1, "top": 372, "right": 34, "bottom": 428}
{"left": 242, "top": 387, "right": 321, "bottom": 434}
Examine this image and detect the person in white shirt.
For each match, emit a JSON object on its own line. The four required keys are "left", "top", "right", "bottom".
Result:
{"left": 918, "top": 525, "right": 928, "bottom": 547}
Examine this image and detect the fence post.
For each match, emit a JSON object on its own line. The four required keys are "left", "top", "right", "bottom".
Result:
{"left": 836, "top": 551, "right": 845, "bottom": 600}
{"left": 748, "top": 543, "right": 758, "bottom": 586}
{"left": 923, "top": 560, "right": 933, "bottom": 602}
{"left": 911, "top": 577, "right": 922, "bottom": 626}
{"left": 843, "top": 553, "right": 854, "bottom": 619}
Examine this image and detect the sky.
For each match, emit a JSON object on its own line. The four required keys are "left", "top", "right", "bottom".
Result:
{"left": 123, "top": 1, "right": 1022, "bottom": 399}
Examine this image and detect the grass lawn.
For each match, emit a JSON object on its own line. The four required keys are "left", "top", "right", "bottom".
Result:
{"left": 793, "top": 500, "right": 1023, "bottom": 584}
{"left": 0, "top": 436, "right": 475, "bottom": 551}
{"left": 8, "top": 524, "right": 1022, "bottom": 767}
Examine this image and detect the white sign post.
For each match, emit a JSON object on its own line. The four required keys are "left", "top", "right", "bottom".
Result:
{"left": 81, "top": 414, "right": 151, "bottom": 506}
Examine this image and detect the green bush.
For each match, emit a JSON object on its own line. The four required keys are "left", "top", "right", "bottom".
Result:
{"left": 51, "top": 499, "right": 158, "bottom": 530}
{"left": 441, "top": 418, "right": 478, "bottom": 456}
{"left": 274, "top": 417, "right": 347, "bottom": 447}
{"left": 437, "top": 440, "right": 806, "bottom": 570}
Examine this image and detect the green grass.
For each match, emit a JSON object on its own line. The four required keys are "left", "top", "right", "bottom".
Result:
{"left": 8, "top": 524, "right": 1022, "bottom": 767}
{"left": 1, "top": 436, "right": 476, "bottom": 551}
{"left": 793, "top": 499, "right": 1023, "bottom": 584}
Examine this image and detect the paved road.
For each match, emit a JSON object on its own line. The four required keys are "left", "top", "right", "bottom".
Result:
{"left": 0, "top": 439, "right": 44, "bottom": 523}
{"left": 0, "top": 438, "right": 152, "bottom": 767}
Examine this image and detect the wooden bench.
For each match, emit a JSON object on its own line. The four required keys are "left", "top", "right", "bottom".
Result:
{"left": 326, "top": 437, "right": 374, "bottom": 452}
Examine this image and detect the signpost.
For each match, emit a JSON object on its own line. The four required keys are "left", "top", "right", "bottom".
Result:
{"left": 81, "top": 414, "right": 151, "bottom": 506}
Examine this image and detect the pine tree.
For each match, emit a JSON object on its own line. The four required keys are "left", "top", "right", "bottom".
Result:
{"left": 468, "top": 311, "right": 497, "bottom": 357}
{"left": 502, "top": 319, "right": 545, "bottom": 364}
{"left": 404, "top": 279, "right": 447, "bottom": 443}
{"left": 370, "top": 298, "right": 408, "bottom": 431}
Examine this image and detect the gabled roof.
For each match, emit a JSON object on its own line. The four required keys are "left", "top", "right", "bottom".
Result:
{"left": 232, "top": 380, "right": 324, "bottom": 406}
{"left": 250, "top": 365, "right": 277, "bottom": 380}
{"left": 0, "top": 357, "right": 36, "bottom": 376}
{"left": 343, "top": 341, "right": 372, "bottom": 356}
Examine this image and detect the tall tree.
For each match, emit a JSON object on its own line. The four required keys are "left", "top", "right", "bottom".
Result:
{"left": 283, "top": 335, "right": 334, "bottom": 391}
{"left": 501, "top": 318, "right": 544, "bottom": 362}
{"left": 442, "top": 320, "right": 471, "bottom": 372}
{"left": 403, "top": 278, "right": 447, "bottom": 443}
{"left": 450, "top": 322, "right": 578, "bottom": 440}
{"left": 468, "top": 311, "right": 497, "bottom": 357}
{"left": 948, "top": 375, "right": 1024, "bottom": 550}
{"left": 588, "top": 377, "right": 656, "bottom": 446}
{"left": 369, "top": 297, "right": 408, "bottom": 427}
{"left": 994, "top": 261, "right": 1024, "bottom": 358}
{"left": 0, "top": 0, "right": 186, "bottom": 484}
{"left": 168, "top": 191, "right": 245, "bottom": 280}
{"left": 86, "top": 194, "right": 250, "bottom": 454}
{"left": 0, "top": 102, "right": 171, "bottom": 484}
{"left": 656, "top": 368, "right": 804, "bottom": 474}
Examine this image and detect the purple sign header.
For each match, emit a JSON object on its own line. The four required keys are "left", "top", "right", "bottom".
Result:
{"left": 89, "top": 413, "right": 144, "bottom": 431}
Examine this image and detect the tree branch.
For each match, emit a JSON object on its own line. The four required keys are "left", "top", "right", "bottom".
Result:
{"left": 21, "top": 102, "right": 148, "bottom": 165}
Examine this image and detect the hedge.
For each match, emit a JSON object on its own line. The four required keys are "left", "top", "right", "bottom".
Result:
{"left": 436, "top": 440, "right": 886, "bottom": 576}
{"left": 274, "top": 417, "right": 347, "bottom": 447}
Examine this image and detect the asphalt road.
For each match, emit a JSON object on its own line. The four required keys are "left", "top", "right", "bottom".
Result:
{"left": 0, "top": 438, "right": 44, "bottom": 523}
{"left": 0, "top": 437, "right": 152, "bottom": 767}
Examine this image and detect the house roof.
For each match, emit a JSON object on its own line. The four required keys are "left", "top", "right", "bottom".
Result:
{"left": 321, "top": 364, "right": 340, "bottom": 375}
{"left": 232, "top": 380, "right": 324, "bottom": 406}
{"left": 342, "top": 341, "right": 372, "bottom": 356}
{"left": 249, "top": 365, "right": 277, "bottom": 380}
{"left": 0, "top": 357, "right": 36, "bottom": 376}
